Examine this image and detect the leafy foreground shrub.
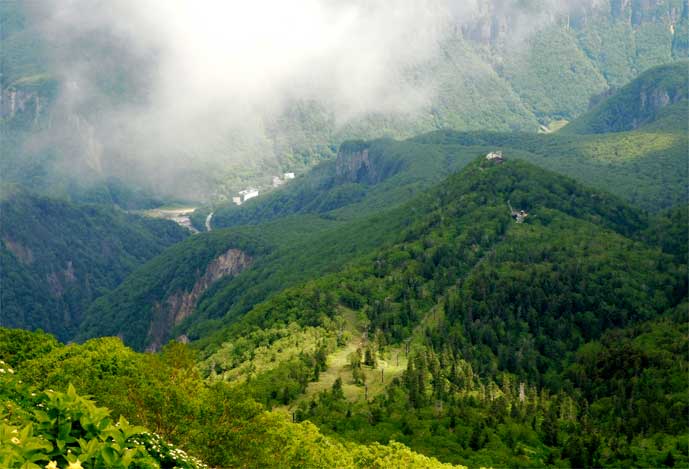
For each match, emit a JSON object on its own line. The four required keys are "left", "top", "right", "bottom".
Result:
{"left": 1, "top": 333, "right": 466, "bottom": 468}
{"left": 0, "top": 361, "right": 206, "bottom": 469}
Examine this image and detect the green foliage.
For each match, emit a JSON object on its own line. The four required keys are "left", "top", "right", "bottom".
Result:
{"left": 0, "top": 189, "right": 188, "bottom": 340}
{"left": 563, "top": 61, "right": 689, "bottom": 134}
{"left": 643, "top": 204, "right": 689, "bottom": 263}
{"left": 1, "top": 330, "right": 462, "bottom": 468}
{"left": 194, "top": 157, "right": 686, "bottom": 467}
{"left": 0, "top": 361, "right": 206, "bottom": 469}
{"left": 0, "top": 328, "right": 60, "bottom": 366}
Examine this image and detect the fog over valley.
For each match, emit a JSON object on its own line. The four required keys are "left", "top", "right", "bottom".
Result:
{"left": 6, "top": 0, "right": 621, "bottom": 201}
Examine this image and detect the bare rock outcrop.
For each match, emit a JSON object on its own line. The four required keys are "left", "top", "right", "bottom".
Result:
{"left": 46, "top": 261, "right": 77, "bottom": 298}
{"left": 2, "top": 238, "right": 34, "bottom": 265}
{"left": 336, "top": 145, "right": 375, "bottom": 183}
{"left": 145, "top": 248, "right": 252, "bottom": 351}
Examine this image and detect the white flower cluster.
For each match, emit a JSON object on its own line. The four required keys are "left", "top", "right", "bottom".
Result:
{"left": 0, "top": 360, "right": 14, "bottom": 374}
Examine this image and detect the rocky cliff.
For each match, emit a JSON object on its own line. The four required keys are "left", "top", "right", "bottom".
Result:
{"left": 1, "top": 88, "right": 41, "bottom": 121}
{"left": 460, "top": 0, "right": 688, "bottom": 48}
{"left": 335, "top": 142, "right": 375, "bottom": 184}
{"left": 145, "top": 248, "right": 252, "bottom": 351}
{"left": 564, "top": 60, "right": 688, "bottom": 133}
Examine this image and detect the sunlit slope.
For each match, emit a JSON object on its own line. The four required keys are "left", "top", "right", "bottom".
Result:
{"left": 195, "top": 158, "right": 686, "bottom": 467}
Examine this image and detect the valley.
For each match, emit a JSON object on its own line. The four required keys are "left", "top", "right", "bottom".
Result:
{"left": 1, "top": 2, "right": 688, "bottom": 468}
{"left": 141, "top": 206, "right": 200, "bottom": 233}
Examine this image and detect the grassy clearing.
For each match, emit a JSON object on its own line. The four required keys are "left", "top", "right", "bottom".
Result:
{"left": 290, "top": 342, "right": 409, "bottom": 408}
{"left": 213, "top": 325, "right": 337, "bottom": 383}
{"left": 285, "top": 307, "right": 409, "bottom": 409}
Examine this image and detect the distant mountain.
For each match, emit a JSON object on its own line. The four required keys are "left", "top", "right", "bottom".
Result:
{"left": 78, "top": 61, "right": 688, "bottom": 353}
{"left": 563, "top": 60, "right": 688, "bottom": 134}
{"left": 207, "top": 61, "right": 687, "bottom": 233}
{"left": 0, "top": 188, "right": 188, "bottom": 340}
{"left": 2, "top": 0, "right": 687, "bottom": 202}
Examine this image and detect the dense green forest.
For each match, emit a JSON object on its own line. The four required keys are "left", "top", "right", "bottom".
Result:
{"left": 0, "top": 329, "right": 460, "bottom": 468}
{"left": 196, "top": 159, "right": 688, "bottom": 468}
{"left": 0, "top": 188, "right": 188, "bottom": 340}
{"left": 4, "top": 157, "right": 686, "bottom": 468}
{"left": 1, "top": 2, "right": 688, "bottom": 467}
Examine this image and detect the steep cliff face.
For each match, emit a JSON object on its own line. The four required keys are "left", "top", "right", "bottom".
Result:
{"left": 460, "top": 0, "right": 687, "bottom": 48}
{"left": 46, "top": 261, "right": 77, "bottom": 298}
{"left": 564, "top": 60, "right": 688, "bottom": 133}
{"left": 335, "top": 143, "right": 376, "bottom": 184}
{"left": 145, "top": 248, "right": 252, "bottom": 351}
{"left": 1, "top": 88, "right": 41, "bottom": 121}
{"left": 2, "top": 238, "right": 34, "bottom": 265}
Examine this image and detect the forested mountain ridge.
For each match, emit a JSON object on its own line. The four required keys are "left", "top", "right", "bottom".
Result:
{"left": 83, "top": 58, "right": 688, "bottom": 351}
{"left": 196, "top": 157, "right": 687, "bottom": 467}
{"left": 87, "top": 152, "right": 676, "bottom": 353}
{"left": 563, "top": 60, "right": 688, "bottom": 134}
{"left": 3, "top": 156, "right": 685, "bottom": 468}
{"left": 0, "top": 188, "right": 188, "bottom": 340}
{"left": 200, "top": 155, "right": 681, "bottom": 358}
{"left": 207, "top": 60, "right": 688, "bottom": 232}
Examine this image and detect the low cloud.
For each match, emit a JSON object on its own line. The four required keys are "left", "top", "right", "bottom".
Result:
{"left": 23, "top": 0, "right": 605, "bottom": 200}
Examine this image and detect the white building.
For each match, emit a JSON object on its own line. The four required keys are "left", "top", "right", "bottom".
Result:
{"left": 239, "top": 188, "right": 259, "bottom": 202}
{"left": 485, "top": 151, "right": 504, "bottom": 163}
{"left": 232, "top": 196, "right": 242, "bottom": 206}
{"left": 283, "top": 172, "right": 295, "bottom": 180}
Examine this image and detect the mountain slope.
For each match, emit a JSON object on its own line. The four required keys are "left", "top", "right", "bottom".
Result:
{"left": 77, "top": 230, "right": 268, "bottom": 351}
{"left": 0, "top": 188, "right": 188, "bottom": 340}
{"left": 562, "top": 60, "right": 689, "bottom": 134}
{"left": 100, "top": 60, "right": 689, "bottom": 351}
{"left": 0, "top": 328, "right": 461, "bottom": 469}
{"left": 198, "top": 157, "right": 686, "bottom": 467}
{"left": 207, "top": 61, "right": 687, "bottom": 233}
